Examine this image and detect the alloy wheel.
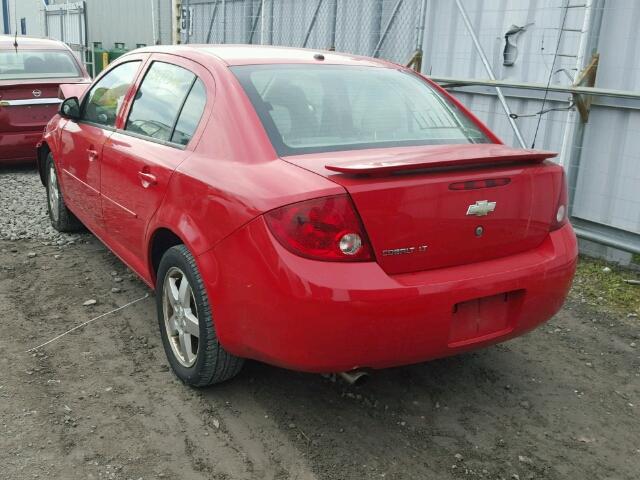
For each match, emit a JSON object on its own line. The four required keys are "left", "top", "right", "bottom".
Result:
{"left": 162, "top": 267, "right": 200, "bottom": 367}
{"left": 48, "top": 163, "right": 60, "bottom": 222}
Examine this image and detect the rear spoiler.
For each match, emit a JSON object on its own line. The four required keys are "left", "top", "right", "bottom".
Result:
{"left": 324, "top": 144, "right": 557, "bottom": 175}
{"left": 58, "top": 82, "right": 91, "bottom": 100}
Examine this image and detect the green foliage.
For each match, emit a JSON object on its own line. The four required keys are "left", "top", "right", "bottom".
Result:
{"left": 571, "top": 255, "right": 640, "bottom": 316}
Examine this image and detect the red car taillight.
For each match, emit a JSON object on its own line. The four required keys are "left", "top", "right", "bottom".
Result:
{"left": 550, "top": 170, "right": 569, "bottom": 231}
{"left": 265, "top": 195, "right": 373, "bottom": 261}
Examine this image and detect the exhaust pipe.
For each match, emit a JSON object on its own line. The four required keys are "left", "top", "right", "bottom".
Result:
{"left": 337, "top": 369, "right": 371, "bottom": 386}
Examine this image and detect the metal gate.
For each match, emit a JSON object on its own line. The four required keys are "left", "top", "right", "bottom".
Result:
{"left": 44, "top": 1, "right": 89, "bottom": 74}
{"left": 44, "top": 1, "right": 86, "bottom": 49}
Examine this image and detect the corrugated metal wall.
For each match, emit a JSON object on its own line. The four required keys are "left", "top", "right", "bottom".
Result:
{"left": 571, "top": 1, "right": 640, "bottom": 236}
{"left": 47, "top": 0, "right": 172, "bottom": 49}
{"left": 424, "top": 0, "right": 639, "bottom": 240}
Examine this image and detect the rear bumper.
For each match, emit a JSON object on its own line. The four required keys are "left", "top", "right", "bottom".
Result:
{"left": 0, "top": 130, "right": 41, "bottom": 163}
{"left": 200, "top": 218, "right": 578, "bottom": 373}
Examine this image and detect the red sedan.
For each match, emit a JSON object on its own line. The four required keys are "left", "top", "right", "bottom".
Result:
{"left": 38, "top": 45, "right": 577, "bottom": 386}
{"left": 0, "top": 35, "right": 90, "bottom": 165}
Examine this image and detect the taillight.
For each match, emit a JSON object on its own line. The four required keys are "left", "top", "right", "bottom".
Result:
{"left": 265, "top": 195, "right": 373, "bottom": 261}
{"left": 550, "top": 170, "right": 569, "bottom": 231}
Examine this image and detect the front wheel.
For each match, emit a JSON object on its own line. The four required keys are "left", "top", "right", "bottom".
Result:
{"left": 156, "top": 245, "right": 244, "bottom": 386}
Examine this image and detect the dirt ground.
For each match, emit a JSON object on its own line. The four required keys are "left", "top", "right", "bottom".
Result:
{"left": 1, "top": 231, "right": 639, "bottom": 479}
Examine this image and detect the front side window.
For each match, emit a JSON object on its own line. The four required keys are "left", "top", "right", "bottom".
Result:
{"left": 82, "top": 61, "right": 141, "bottom": 128}
{"left": 232, "top": 65, "right": 490, "bottom": 156}
{"left": 125, "top": 62, "right": 198, "bottom": 143}
{"left": 0, "top": 49, "right": 81, "bottom": 80}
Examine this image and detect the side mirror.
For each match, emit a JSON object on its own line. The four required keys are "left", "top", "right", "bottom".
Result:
{"left": 59, "top": 96, "right": 81, "bottom": 120}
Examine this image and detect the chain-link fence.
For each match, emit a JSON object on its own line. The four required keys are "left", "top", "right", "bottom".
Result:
{"left": 182, "top": 0, "right": 427, "bottom": 66}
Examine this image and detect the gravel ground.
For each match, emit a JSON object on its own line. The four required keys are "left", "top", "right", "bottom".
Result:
{"left": 1, "top": 168, "right": 639, "bottom": 480}
{"left": 0, "top": 166, "right": 81, "bottom": 244}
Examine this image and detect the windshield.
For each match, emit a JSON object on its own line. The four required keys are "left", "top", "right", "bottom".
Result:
{"left": 231, "top": 64, "right": 489, "bottom": 156}
{"left": 0, "top": 49, "right": 81, "bottom": 80}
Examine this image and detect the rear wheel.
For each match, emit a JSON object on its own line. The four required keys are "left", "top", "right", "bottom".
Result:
{"left": 156, "top": 245, "right": 244, "bottom": 386}
{"left": 45, "top": 153, "right": 82, "bottom": 232}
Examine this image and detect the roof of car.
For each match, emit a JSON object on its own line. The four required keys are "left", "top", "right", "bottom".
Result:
{"left": 134, "top": 44, "right": 391, "bottom": 68}
{"left": 0, "top": 35, "right": 70, "bottom": 50}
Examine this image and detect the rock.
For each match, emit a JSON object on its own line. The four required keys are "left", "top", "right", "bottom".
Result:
{"left": 113, "top": 277, "right": 123, "bottom": 283}
{"left": 111, "top": 287, "right": 121, "bottom": 293}
{"left": 602, "top": 267, "right": 612, "bottom": 273}
{"left": 83, "top": 299, "right": 97, "bottom": 306}
{"left": 520, "top": 400, "right": 531, "bottom": 410}
{"left": 27, "top": 252, "right": 37, "bottom": 258}
{"left": 454, "top": 453, "right": 463, "bottom": 462}
{"left": 518, "top": 455, "right": 534, "bottom": 465}
{"left": 212, "top": 418, "right": 220, "bottom": 429}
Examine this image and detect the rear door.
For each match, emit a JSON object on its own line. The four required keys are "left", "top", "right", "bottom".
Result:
{"left": 100, "top": 54, "right": 210, "bottom": 269}
{"left": 59, "top": 59, "right": 144, "bottom": 228}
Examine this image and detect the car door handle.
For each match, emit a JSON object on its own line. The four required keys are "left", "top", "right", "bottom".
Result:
{"left": 137, "top": 171, "right": 157, "bottom": 188}
{"left": 87, "top": 149, "right": 99, "bottom": 161}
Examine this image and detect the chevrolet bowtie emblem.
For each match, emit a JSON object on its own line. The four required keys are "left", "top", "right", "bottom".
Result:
{"left": 466, "top": 200, "right": 496, "bottom": 216}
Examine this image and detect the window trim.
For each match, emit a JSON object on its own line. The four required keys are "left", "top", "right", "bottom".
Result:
{"left": 122, "top": 60, "right": 201, "bottom": 148}
{"left": 78, "top": 59, "right": 143, "bottom": 131}
{"left": 114, "top": 127, "right": 188, "bottom": 150}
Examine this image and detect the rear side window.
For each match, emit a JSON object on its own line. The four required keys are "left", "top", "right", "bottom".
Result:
{"left": 171, "top": 79, "right": 206, "bottom": 145}
{"left": 82, "top": 61, "right": 141, "bottom": 128}
{"left": 0, "top": 49, "right": 81, "bottom": 80}
{"left": 125, "top": 61, "right": 203, "bottom": 145}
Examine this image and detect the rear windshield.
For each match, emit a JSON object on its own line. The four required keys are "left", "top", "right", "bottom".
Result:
{"left": 231, "top": 64, "right": 490, "bottom": 156}
{"left": 0, "top": 49, "right": 81, "bottom": 80}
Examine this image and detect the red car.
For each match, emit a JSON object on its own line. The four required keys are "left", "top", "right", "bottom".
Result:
{"left": 38, "top": 45, "right": 577, "bottom": 386}
{"left": 0, "top": 35, "right": 90, "bottom": 165}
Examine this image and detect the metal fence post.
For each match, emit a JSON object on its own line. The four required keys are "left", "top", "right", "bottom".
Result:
{"left": 369, "top": 0, "right": 383, "bottom": 56}
{"left": 303, "top": 0, "right": 324, "bottom": 48}
{"left": 248, "top": 0, "right": 264, "bottom": 44}
{"left": 373, "top": 0, "right": 403, "bottom": 58}
{"left": 222, "top": 0, "right": 226, "bottom": 43}
{"left": 413, "top": 0, "right": 428, "bottom": 71}
{"left": 328, "top": 0, "right": 337, "bottom": 50}
{"left": 563, "top": 0, "right": 606, "bottom": 217}
{"left": 267, "top": 0, "right": 273, "bottom": 44}
{"left": 454, "top": 0, "right": 527, "bottom": 148}
{"left": 205, "top": 1, "right": 219, "bottom": 43}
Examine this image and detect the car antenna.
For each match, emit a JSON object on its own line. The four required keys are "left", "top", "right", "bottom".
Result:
{"left": 12, "top": 0, "right": 18, "bottom": 50}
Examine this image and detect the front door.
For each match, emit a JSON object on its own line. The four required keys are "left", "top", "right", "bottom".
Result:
{"left": 59, "top": 60, "right": 143, "bottom": 228}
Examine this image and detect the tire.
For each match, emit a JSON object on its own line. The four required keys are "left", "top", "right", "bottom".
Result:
{"left": 156, "top": 245, "right": 244, "bottom": 387}
{"left": 45, "top": 153, "right": 83, "bottom": 232}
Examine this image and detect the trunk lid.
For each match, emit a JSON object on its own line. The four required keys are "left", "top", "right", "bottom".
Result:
{"left": 283, "top": 144, "right": 563, "bottom": 275}
{"left": 0, "top": 81, "right": 64, "bottom": 133}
